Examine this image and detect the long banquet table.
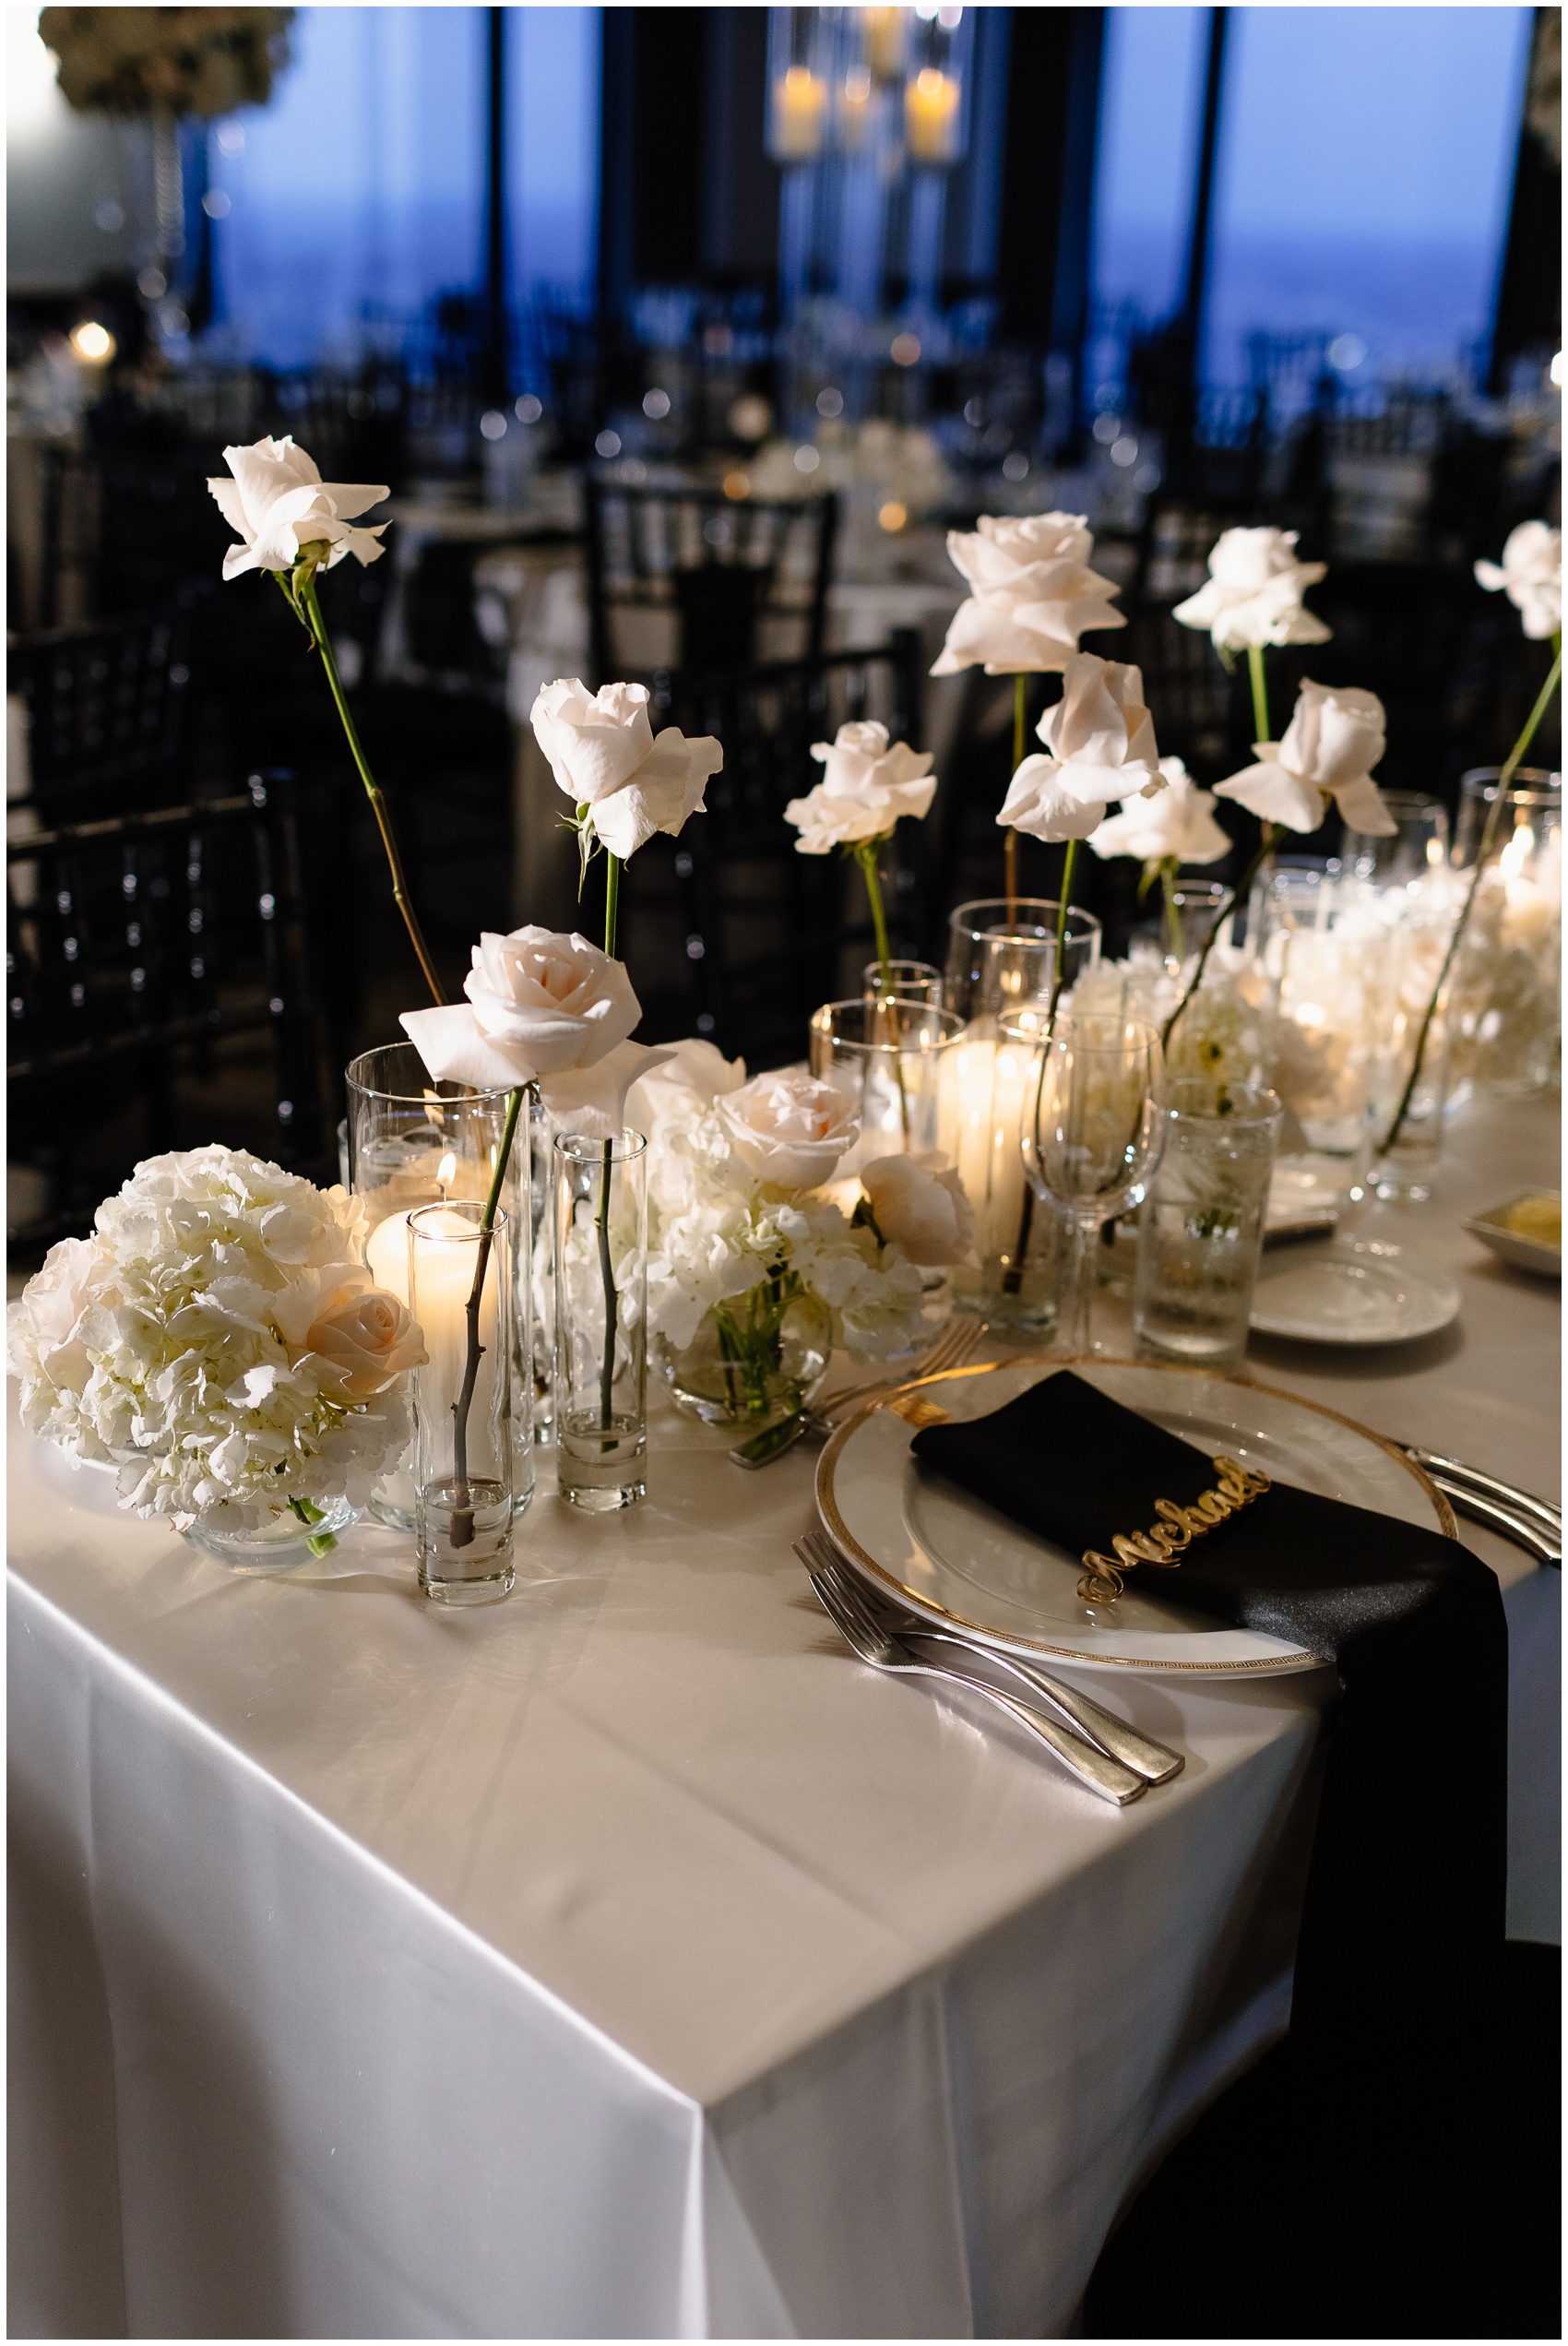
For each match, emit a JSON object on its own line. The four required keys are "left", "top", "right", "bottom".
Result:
{"left": 8, "top": 1091, "right": 1559, "bottom": 2339}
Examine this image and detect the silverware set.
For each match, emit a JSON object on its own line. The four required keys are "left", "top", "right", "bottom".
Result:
{"left": 1402, "top": 1445, "right": 1562, "bottom": 1566}
{"left": 730, "top": 1316, "right": 985, "bottom": 1469}
{"left": 795, "top": 1528, "right": 1182, "bottom": 1806}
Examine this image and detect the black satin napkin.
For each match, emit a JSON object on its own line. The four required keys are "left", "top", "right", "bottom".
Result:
{"left": 914, "top": 1371, "right": 1506, "bottom": 2313}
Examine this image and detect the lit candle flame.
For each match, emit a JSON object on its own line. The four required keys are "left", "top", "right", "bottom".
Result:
{"left": 436, "top": 1151, "right": 457, "bottom": 1197}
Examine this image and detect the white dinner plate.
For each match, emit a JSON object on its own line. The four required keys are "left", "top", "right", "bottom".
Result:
{"left": 1248, "top": 1236, "right": 1459, "bottom": 1346}
{"left": 815, "top": 1356, "right": 1454, "bottom": 1677}
{"left": 1463, "top": 1191, "right": 1562, "bottom": 1280}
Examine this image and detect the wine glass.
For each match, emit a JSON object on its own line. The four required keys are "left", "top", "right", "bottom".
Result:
{"left": 1016, "top": 1013, "right": 1166, "bottom": 1357}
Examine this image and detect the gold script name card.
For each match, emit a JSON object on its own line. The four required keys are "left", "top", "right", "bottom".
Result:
{"left": 1079, "top": 1457, "right": 1271, "bottom": 1605}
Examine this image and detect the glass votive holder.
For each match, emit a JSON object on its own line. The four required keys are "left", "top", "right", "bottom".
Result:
{"left": 1342, "top": 791, "right": 1451, "bottom": 892}
{"left": 944, "top": 898, "right": 1101, "bottom": 1024}
{"left": 553, "top": 1129, "right": 648, "bottom": 1512}
{"left": 1368, "top": 902, "right": 1456, "bottom": 1202}
{"left": 350, "top": 1043, "right": 533, "bottom": 1527}
{"left": 1257, "top": 869, "right": 1397, "bottom": 1173}
{"left": 862, "top": 958, "right": 944, "bottom": 1008}
{"left": 808, "top": 998, "right": 966, "bottom": 1179}
{"left": 1133, "top": 1080, "right": 1284, "bottom": 1375}
{"left": 409, "top": 1203, "right": 516, "bottom": 1605}
{"left": 950, "top": 1010, "right": 1071, "bottom": 1331}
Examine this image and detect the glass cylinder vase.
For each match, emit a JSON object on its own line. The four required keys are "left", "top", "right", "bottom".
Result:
{"left": 807, "top": 998, "right": 966, "bottom": 1179}
{"left": 1447, "top": 768, "right": 1562, "bottom": 1098}
{"left": 1368, "top": 901, "right": 1455, "bottom": 1202}
{"left": 944, "top": 898, "right": 1101, "bottom": 1024}
{"left": 553, "top": 1130, "right": 648, "bottom": 1512}
{"left": 409, "top": 1203, "right": 516, "bottom": 1606}
{"left": 349, "top": 1044, "right": 533, "bottom": 1526}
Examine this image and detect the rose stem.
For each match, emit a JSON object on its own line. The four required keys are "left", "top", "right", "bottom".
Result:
{"left": 294, "top": 562, "right": 445, "bottom": 1007}
{"left": 1005, "top": 672, "right": 1026, "bottom": 921}
{"left": 597, "top": 852, "right": 623, "bottom": 1431}
{"left": 1004, "top": 835, "right": 1081, "bottom": 1294}
{"left": 1381, "top": 634, "right": 1561, "bottom": 1153}
{"left": 448, "top": 1084, "right": 523, "bottom": 1547}
{"left": 854, "top": 838, "right": 910, "bottom": 1142}
{"left": 1160, "top": 859, "right": 1183, "bottom": 966}
{"left": 1246, "top": 643, "right": 1270, "bottom": 746}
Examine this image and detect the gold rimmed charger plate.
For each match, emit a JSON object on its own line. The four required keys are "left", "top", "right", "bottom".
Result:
{"left": 814, "top": 1356, "right": 1455, "bottom": 1677}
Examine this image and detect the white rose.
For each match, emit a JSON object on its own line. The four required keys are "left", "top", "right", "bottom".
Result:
{"left": 998, "top": 654, "right": 1165, "bottom": 844}
{"left": 208, "top": 436, "right": 388, "bottom": 579}
{"left": 784, "top": 720, "right": 936, "bottom": 852}
{"left": 1087, "top": 757, "right": 1231, "bottom": 866}
{"left": 718, "top": 1070, "right": 860, "bottom": 1188}
{"left": 1172, "top": 527, "right": 1331, "bottom": 651}
{"left": 1475, "top": 521, "right": 1562, "bottom": 641}
{"left": 1214, "top": 678, "right": 1395, "bottom": 837}
{"left": 860, "top": 1153, "right": 976, "bottom": 1266}
{"left": 625, "top": 1037, "right": 747, "bottom": 1138}
{"left": 529, "top": 677, "right": 722, "bottom": 859}
{"left": 7, "top": 1234, "right": 117, "bottom": 1388}
{"left": 931, "top": 512, "right": 1125, "bottom": 676}
{"left": 273, "top": 1270, "right": 427, "bottom": 1400}
{"left": 401, "top": 926, "right": 675, "bottom": 1139}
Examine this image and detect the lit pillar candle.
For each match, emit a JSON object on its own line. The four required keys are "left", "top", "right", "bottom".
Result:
{"left": 905, "top": 67, "right": 959, "bottom": 163}
{"left": 772, "top": 64, "right": 826, "bottom": 161}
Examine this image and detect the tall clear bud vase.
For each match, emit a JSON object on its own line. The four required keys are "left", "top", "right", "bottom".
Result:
{"left": 552, "top": 1129, "right": 648, "bottom": 1512}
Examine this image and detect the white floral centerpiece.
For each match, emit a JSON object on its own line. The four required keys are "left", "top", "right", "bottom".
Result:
{"left": 628, "top": 1045, "right": 968, "bottom": 1426}
{"left": 7, "top": 1148, "right": 424, "bottom": 1558}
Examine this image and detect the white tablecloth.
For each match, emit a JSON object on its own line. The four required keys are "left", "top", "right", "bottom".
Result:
{"left": 8, "top": 1094, "right": 1558, "bottom": 2339}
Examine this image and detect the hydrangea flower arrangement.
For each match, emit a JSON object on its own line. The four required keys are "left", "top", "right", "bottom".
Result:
{"left": 7, "top": 1147, "right": 424, "bottom": 1542}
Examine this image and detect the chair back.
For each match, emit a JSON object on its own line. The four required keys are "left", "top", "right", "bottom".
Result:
{"left": 7, "top": 773, "right": 326, "bottom": 1245}
{"left": 629, "top": 635, "right": 924, "bottom": 1069}
{"left": 8, "top": 610, "right": 193, "bottom": 818}
{"left": 585, "top": 478, "right": 837, "bottom": 683}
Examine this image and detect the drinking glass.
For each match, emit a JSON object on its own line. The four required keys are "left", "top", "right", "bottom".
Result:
{"left": 409, "top": 1203, "right": 515, "bottom": 1605}
{"left": 553, "top": 1130, "right": 648, "bottom": 1511}
{"left": 349, "top": 1043, "right": 533, "bottom": 1526}
{"left": 1133, "top": 1080, "right": 1283, "bottom": 1373}
{"left": 1019, "top": 1015, "right": 1166, "bottom": 1357}
{"left": 944, "top": 899, "right": 1100, "bottom": 1024}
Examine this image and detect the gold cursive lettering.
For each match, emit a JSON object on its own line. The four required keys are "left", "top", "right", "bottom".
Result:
{"left": 1077, "top": 1456, "right": 1271, "bottom": 1606}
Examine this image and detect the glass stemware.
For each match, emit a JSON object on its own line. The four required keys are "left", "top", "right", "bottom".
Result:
{"left": 1017, "top": 1014, "right": 1166, "bottom": 1357}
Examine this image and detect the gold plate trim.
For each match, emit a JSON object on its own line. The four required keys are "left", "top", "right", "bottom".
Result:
{"left": 814, "top": 1354, "right": 1456, "bottom": 1675}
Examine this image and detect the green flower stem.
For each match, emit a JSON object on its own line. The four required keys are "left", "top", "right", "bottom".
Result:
{"left": 1381, "top": 634, "right": 1562, "bottom": 1154}
{"left": 1247, "top": 643, "right": 1270, "bottom": 746}
{"left": 1006, "top": 672, "right": 1027, "bottom": 916}
{"left": 853, "top": 839, "right": 910, "bottom": 1141}
{"left": 447, "top": 1083, "right": 523, "bottom": 1547}
{"left": 294, "top": 565, "right": 444, "bottom": 1008}
{"left": 287, "top": 1495, "right": 338, "bottom": 1557}
{"left": 712, "top": 1268, "right": 804, "bottom": 1418}
{"left": 1159, "top": 858, "right": 1183, "bottom": 966}
{"left": 1007, "top": 835, "right": 1082, "bottom": 1297}
{"left": 596, "top": 851, "right": 624, "bottom": 1429}
{"left": 1046, "top": 837, "right": 1080, "bottom": 1028}
{"left": 1160, "top": 829, "right": 1273, "bottom": 1056}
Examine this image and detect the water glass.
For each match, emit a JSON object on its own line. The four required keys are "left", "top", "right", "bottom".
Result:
{"left": 1134, "top": 1081, "right": 1283, "bottom": 1374}
{"left": 409, "top": 1203, "right": 515, "bottom": 1605}
{"left": 944, "top": 898, "right": 1101, "bottom": 1024}
{"left": 349, "top": 1043, "right": 533, "bottom": 1527}
{"left": 1020, "top": 1014, "right": 1166, "bottom": 1357}
{"left": 553, "top": 1130, "right": 648, "bottom": 1512}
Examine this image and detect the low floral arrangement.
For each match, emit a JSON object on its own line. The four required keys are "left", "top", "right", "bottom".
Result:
{"left": 7, "top": 1148, "right": 424, "bottom": 1548}
{"left": 630, "top": 1045, "right": 973, "bottom": 1421}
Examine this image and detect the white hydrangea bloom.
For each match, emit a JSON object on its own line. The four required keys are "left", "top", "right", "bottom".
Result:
{"left": 7, "top": 1147, "right": 418, "bottom": 1533}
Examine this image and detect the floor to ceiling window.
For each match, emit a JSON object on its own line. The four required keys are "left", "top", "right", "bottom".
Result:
{"left": 1089, "top": 7, "right": 1210, "bottom": 332}
{"left": 1202, "top": 6, "right": 1533, "bottom": 388}
{"left": 209, "top": 6, "right": 600, "bottom": 368}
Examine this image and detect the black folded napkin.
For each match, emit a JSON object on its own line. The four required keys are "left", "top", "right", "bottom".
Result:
{"left": 915, "top": 1371, "right": 1506, "bottom": 2312}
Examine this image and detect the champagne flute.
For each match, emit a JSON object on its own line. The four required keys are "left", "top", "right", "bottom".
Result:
{"left": 1016, "top": 1014, "right": 1166, "bottom": 1357}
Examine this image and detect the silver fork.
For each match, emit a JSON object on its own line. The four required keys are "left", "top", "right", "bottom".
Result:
{"left": 1402, "top": 1446, "right": 1562, "bottom": 1538}
{"left": 731, "top": 1316, "right": 985, "bottom": 1470}
{"left": 801, "top": 1532, "right": 1183, "bottom": 1784}
{"left": 799, "top": 1544, "right": 1146, "bottom": 1805}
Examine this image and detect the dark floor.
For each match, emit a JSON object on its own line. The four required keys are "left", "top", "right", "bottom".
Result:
{"left": 1084, "top": 1940, "right": 1561, "bottom": 2340}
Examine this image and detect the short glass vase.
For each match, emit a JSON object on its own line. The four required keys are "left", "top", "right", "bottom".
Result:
{"left": 184, "top": 1494, "right": 361, "bottom": 1574}
{"left": 409, "top": 1201, "right": 517, "bottom": 1606}
{"left": 655, "top": 1282, "right": 832, "bottom": 1426}
{"left": 553, "top": 1129, "right": 648, "bottom": 1512}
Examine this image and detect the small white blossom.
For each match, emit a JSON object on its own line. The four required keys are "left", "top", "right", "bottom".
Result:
{"left": 1215, "top": 678, "right": 1395, "bottom": 838}
{"left": 208, "top": 436, "right": 388, "bottom": 579}
{"left": 1172, "top": 527, "right": 1330, "bottom": 651}
{"left": 1475, "top": 521, "right": 1562, "bottom": 641}
{"left": 784, "top": 722, "right": 935, "bottom": 852}
{"left": 1087, "top": 757, "right": 1231, "bottom": 866}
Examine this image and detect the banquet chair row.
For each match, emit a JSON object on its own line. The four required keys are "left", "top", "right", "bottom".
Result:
{"left": 623, "top": 633, "right": 926, "bottom": 1067}
{"left": 585, "top": 479, "right": 838, "bottom": 685}
{"left": 6, "top": 773, "right": 328, "bottom": 1251}
{"left": 7, "top": 609, "right": 195, "bottom": 821}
